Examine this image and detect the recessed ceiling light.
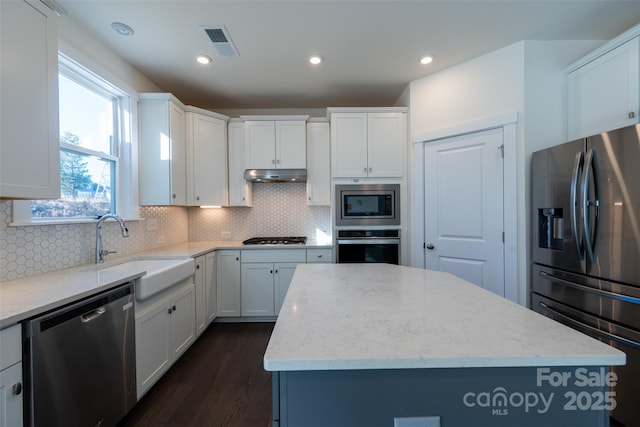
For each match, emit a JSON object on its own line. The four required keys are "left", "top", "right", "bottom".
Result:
{"left": 196, "top": 55, "right": 212, "bottom": 65}
{"left": 111, "top": 22, "right": 135, "bottom": 36}
{"left": 309, "top": 55, "right": 323, "bottom": 65}
{"left": 420, "top": 55, "right": 434, "bottom": 65}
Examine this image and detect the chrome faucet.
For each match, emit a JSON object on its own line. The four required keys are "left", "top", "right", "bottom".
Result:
{"left": 96, "top": 214, "right": 129, "bottom": 264}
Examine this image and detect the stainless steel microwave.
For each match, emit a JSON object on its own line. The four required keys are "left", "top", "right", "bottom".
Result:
{"left": 335, "top": 184, "right": 400, "bottom": 226}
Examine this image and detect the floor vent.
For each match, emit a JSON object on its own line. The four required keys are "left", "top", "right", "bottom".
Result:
{"left": 201, "top": 25, "right": 239, "bottom": 57}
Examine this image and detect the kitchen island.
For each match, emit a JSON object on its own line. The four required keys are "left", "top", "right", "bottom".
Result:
{"left": 263, "top": 264, "right": 625, "bottom": 427}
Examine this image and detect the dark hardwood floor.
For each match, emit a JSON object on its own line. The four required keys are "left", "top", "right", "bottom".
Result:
{"left": 118, "top": 322, "right": 275, "bottom": 427}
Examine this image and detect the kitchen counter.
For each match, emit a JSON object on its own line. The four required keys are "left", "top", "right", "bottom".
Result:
{"left": 265, "top": 264, "right": 625, "bottom": 427}
{"left": 0, "top": 240, "right": 331, "bottom": 328}
{"left": 264, "top": 263, "right": 624, "bottom": 371}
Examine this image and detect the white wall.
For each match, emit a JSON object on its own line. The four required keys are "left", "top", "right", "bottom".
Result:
{"left": 408, "top": 39, "right": 602, "bottom": 305}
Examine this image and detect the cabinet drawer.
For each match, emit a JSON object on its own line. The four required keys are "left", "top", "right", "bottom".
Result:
{"left": 0, "top": 324, "right": 21, "bottom": 370}
{"left": 242, "top": 249, "right": 306, "bottom": 263}
{"left": 306, "top": 248, "right": 333, "bottom": 263}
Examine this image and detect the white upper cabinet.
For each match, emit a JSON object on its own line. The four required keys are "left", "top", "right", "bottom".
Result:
{"left": 228, "top": 120, "right": 252, "bottom": 207}
{"left": 306, "top": 121, "right": 331, "bottom": 205}
{"left": 329, "top": 108, "right": 407, "bottom": 178}
{"left": 185, "top": 107, "right": 229, "bottom": 207}
{"left": 567, "top": 29, "right": 640, "bottom": 140}
{"left": 242, "top": 116, "right": 309, "bottom": 169}
{"left": 1, "top": 0, "right": 60, "bottom": 199}
{"left": 139, "top": 93, "right": 187, "bottom": 205}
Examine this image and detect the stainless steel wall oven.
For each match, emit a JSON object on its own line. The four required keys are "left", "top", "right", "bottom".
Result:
{"left": 336, "top": 229, "right": 400, "bottom": 264}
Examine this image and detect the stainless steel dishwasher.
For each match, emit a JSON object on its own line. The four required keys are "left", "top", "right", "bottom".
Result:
{"left": 23, "top": 282, "right": 136, "bottom": 427}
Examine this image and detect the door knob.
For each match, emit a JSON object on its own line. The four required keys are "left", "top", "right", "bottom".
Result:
{"left": 426, "top": 243, "right": 435, "bottom": 250}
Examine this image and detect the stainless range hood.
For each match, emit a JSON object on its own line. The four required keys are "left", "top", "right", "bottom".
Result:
{"left": 244, "top": 169, "right": 307, "bottom": 183}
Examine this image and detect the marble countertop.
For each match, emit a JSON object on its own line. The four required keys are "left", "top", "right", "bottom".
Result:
{"left": 0, "top": 240, "right": 331, "bottom": 328}
{"left": 263, "top": 263, "right": 625, "bottom": 371}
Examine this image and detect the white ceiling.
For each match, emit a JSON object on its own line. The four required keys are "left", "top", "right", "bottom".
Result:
{"left": 57, "top": 0, "right": 640, "bottom": 110}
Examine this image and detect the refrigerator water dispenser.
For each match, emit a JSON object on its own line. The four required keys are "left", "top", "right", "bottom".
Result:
{"left": 538, "top": 208, "right": 563, "bottom": 250}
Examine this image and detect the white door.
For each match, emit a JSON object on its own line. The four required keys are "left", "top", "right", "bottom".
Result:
{"left": 424, "top": 128, "right": 505, "bottom": 296}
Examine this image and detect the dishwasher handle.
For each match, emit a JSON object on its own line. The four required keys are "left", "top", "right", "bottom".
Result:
{"left": 81, "top": 307, "right": 107, "bottom": 323}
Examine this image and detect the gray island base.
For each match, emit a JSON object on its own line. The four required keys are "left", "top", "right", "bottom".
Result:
{"left": 273, "top": 365, "right": 614, "bottom": 426}
{"left": 264, "top": 264, "right": 624, "bottom": 427}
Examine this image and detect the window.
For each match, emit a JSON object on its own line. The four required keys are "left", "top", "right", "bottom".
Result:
{"left": 20, "top": 53, "right": 133, "bottom": 222}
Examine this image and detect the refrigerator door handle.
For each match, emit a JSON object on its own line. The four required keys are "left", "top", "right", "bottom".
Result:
{"left": 538, "top": 270, "right": 640, "bottom": 305}
{"left": 581, "top": 148, "right": 600, "bottom": 262}
{"left": 539, "top": 301, "right": 640, "bottom": 349}
{"left": 570, "top": 150, "right": 585, "bottom": 259}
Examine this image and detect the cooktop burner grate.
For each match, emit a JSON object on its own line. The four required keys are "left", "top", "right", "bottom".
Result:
{"left": 242, "top": 236, "right": 307, "bottom": 245}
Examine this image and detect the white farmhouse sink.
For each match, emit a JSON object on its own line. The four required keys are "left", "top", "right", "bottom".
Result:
{"left": 100, "top": 258, "right": 195, "bottom": 301}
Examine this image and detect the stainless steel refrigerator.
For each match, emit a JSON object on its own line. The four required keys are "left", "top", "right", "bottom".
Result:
{"left": 531, "top": 124, "right": 640, "bottom": 427}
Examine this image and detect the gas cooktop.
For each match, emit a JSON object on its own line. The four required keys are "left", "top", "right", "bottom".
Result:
{"left": 242, "top": 237, "right": 307, "bottom": 245}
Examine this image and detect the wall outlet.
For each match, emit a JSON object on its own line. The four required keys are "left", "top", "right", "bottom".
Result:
{"left": 146, "top": 218, "right": 158, "bottom": 231}
{"left": 221, "top": 231, "right": 231, "bottom": 240}
{"left": 394, "top": 416, "right": 441, "bottom": 427}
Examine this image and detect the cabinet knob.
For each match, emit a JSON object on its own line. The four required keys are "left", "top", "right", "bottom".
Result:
{"left": 272, "top": 159, "right": 276, "bottom": 164}
{"left": 363, "top": 167, "right": 367, "bottom": 173}
{"left": 172, "top": 194, "right": 176, "bottom": 199}
{"left": 629, "top": 111, "right": 636, "bottom": 119}
{"left": 426, "top": 243, "right": 435, "bottom": 250}
{"left": 196, "top": 264, "right": 200, "bottom": 269}
{"left": 12, "top": 382, "right": 22, "bottom": 395}
{"left": 168, "top": 307, "right": 173, "bottom": 314}
{"left": 369, "top": 167, "right": 372, "bottom": 172}
{"left": 196, "top": 196, "right": 200, "bottom": 201}
{"left": 173, "top": 305, "right": 177, "bottom": 311}
{"left": 276, "top": 159, "right": 280, "bottom": 164}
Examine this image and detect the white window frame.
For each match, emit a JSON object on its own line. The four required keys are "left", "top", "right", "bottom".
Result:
{"left": 12, "top": 44, "right": 139, "bottom": 225}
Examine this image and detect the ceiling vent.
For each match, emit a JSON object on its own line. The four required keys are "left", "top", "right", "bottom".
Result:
{"left": 201, "top": 25, "right": 239, "bottom": 57}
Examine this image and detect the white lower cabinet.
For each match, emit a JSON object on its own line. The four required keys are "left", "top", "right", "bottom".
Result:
{"left": 241, "top": 249, "right": 306, "bottom": 317}
{"left": 135, "top": 280, "right": 195, "bottom": 399}
{"left": 306, "top": 248, "right": 333, "bottom": 264}
{"left": 274, "top": 263, "right": 298, "bottom": 314}
{"left": 194, "top": 255, "right": 207, "bottom": 337}
{"left": 0, "top": 324, "right": 22, "bottom": 427}
{"left": 205, "top": 251, "right": 217, "bottom": 325}
{"left": 216, "top": 250, "right": 241, "bottom": 317}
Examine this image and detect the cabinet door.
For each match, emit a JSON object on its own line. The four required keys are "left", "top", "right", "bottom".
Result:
{"left": 568, "top": 36, "right": 640, "bottom": 139}
{"left": 194, "top": 256, "right": 206, "bottom": 337}
{"left": 228, "top": 121, "right": 252, "bottom": 206}
{"left": 188, "top": 113, "right": 228, "bottom": 206}
{"left": 169, "top": 102, "right": 187, "bottom": 205}
{"left": 205, "top": 251, "right": 217, "bottom": 325}
{"left": 276, "top": 121, "right": 306, "bottom": 168}
{"left": 139, "top": 96, "right": 187, "bottom": 206}
{"left": 331, "top": 113, "right": 368, "bottom": 177}
{"left": 216, "top": 250, "right": 241, "bottom": 317}
{"left": 274, "top": 263, "right": 298, "bottom": 314}
{"left": 241, "top": 263, "right": 275, "bottom": 316}
{"left": 135, "top": 298, "right": 172, "bottom": 398}
{"left": 0, "top": 363, "right": 23, "bottom": 427}
{"left": 0, "top": 0, "right": 60, "bottom": 199}
{"left": 306, "top": 122, "right": 331, "bottom": 205}
{"left": 367, "top": 112, "right": 405, "bottom": 178}
{"left": 170, "top": 284, "right": 195, "bottom": 360}
{"left": 245, "top": 120, "right": 276, "bottom": 169}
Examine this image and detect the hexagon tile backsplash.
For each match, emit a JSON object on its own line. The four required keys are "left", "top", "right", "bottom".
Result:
{"left": 0, "top": 201, "right": 189, "bottom": 282}
{"left": 0, "top": 185, "right": 331, "bottom": 282}
{"left": 188, "top": 183, "right": 331, "bottom": 242}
